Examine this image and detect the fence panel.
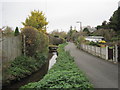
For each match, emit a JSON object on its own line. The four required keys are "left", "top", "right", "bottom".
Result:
{"left": 2, "top": 36, "right": 22, "bottom": 64}
{"left": 101, "top": 47, "right": 106, "bottom": 59}
{"left": 96, "top": 47, "right": 100, "bottom": 56}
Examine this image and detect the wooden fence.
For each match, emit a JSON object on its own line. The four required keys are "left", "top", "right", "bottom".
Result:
{"left": 1, "top": 35, "right": 22, "bottom": 64}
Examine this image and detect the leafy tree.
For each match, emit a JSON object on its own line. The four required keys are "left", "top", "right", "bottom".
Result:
{"left": 49, "top": 35, "right": 64, "bottom": 45}
{"left": 22, "top": 10, "right": 48, "bottom": 32}
{"left": 96, "top": 8, "right": 119, "bottom": 33}
{"left": 76, "top": 36, "right": 85, "bottom": 44}
{"left": 14, "top": 27, "right": 19, "bottom": 36}
{"left": 21, "top": 26, "right": 49, "bottom": 56}
{"left": 102, "top": 21, "right": 109, "bottom": 29}
{"left": 102, "top": 21, "right": 107, "bottom": 26}
{"left": 49, "top": 30, "right": 66, "bottom": 45}
{"left": 83, "top": 28, "right": 90, "bottom": 35}
{"left": 67, "top": 26, "right": 78, "bottom": 41}
{"left": 96, "top": 21, "right": 109, "bottom": 30}
{"left": 109, "top": 10, "right": 118, "bottom": 31}
{"left": 67, "top": 25, "right": 88, "bottom": 43}
{"left": 117, "top": 7, "right": 120, "bottom": 31}
{"left": 96, "top": 25, "right": 102, "bottom": 30}
{"left": 2, "top": 26, "right": 14, "bottom": 36}
{"left": 68, "top": 26, "right": 73, "bottom": 36}
{"left": 71, "top": 30, "right": 78, "bottom": 41}
{"left": 93, "top": 29, "right": 116, "bottom": 41}
{"left": 51, "top": 30, "right": 67, "bottom": 39}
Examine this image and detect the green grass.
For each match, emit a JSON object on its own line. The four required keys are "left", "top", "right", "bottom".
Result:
{"left": 20, "top": 43, "right": 93, "bottom": 89}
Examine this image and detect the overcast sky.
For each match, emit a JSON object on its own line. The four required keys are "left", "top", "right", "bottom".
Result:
{"left": 0, "top": 0, "right": 119, "bottom": 32}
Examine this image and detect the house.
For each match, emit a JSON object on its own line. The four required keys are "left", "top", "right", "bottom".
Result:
{"left": 85, "top": 36, "right": 104, "bottom": 42}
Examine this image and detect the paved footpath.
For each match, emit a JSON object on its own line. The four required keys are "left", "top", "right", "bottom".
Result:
{"left": 65, "top": 42, "right": 119, "bottom": 88}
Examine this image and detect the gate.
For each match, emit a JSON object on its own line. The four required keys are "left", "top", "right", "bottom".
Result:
{"left": 108, "top": 47, "right": 113, "bottom": 60}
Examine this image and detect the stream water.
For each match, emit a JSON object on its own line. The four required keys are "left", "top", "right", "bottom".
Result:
{"left": 48, "top": 52, "right": 57, "bottom": 70}
{"left": 2, "top": 52, "right": 57, "bottom": 90}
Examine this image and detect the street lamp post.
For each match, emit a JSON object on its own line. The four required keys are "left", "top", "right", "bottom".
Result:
{"left": 76, "top": 21, "right": 82, "bottom": 31}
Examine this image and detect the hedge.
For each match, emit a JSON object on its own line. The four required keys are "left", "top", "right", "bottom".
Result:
{"left": 20, "top": 43, "right": 93, "bottom": 89}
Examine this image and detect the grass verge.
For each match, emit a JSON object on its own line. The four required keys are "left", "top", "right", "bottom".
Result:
{"left": 20, "top": 43, "right": 93, "bottom": 89}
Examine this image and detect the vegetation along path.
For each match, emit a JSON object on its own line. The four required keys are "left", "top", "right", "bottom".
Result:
{"left": 65, "top": 42, "right": 118, "bottom": 88}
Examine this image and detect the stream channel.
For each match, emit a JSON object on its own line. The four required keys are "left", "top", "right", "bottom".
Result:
{"left": 2, "top": 52, "right": 57, "bottom": 90}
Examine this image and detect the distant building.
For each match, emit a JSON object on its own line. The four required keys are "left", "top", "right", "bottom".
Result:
{"left": 85, "top": 36, "right": 104, "bottom": 42}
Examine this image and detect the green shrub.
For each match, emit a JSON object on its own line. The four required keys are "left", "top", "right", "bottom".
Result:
{"left": 5, "top": 54, "right": 47, "bottom": 84}
{"left": 20, "top": 43, "right": 93, "bottom": 89}
{"left": 111, "top": 37, "right": 120, "bottom": 41}
{"left": 89, "top": 41, "right": 99, "bottom": 47}
{"left": 2, "top": 26, "right": 14, "bottom": 36}
{"left": 34, "top": 52, "right": 47, "bottom": 62}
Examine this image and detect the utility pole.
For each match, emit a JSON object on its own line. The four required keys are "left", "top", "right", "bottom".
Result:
{"left": 76, "top": 21, "right": 82, "bottom": 31}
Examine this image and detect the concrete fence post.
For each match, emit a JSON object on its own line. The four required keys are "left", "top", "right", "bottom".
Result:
{"left": 88, "top": 45, "right": 90, "bottom": 53}
{"left": 115, "top": 45, "right": 118, "bottom": 62}
{"left": 106, "top": 46, "right": 108, "bottom": 60}
{"left": 100, "top": 47, "right": 101, "bottom": 57}
{"left": 95, "top": 47, "right": 97, "bottom": 55}
{"left": 113, "top": 46, "right": 115, "bottom": 62}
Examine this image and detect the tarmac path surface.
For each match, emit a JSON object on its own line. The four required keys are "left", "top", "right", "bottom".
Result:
{"left": 65, "top": 42, "right": 119, "bottom": 88}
